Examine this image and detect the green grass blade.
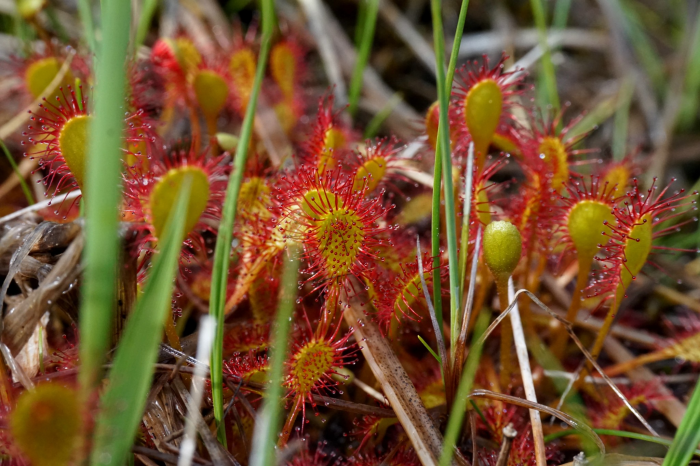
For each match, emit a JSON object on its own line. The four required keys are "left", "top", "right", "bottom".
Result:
{"left": 363, "top": 92, "right": 403, "bottom": 138}
{"left": 439, "top": 310, "right": 489, "bottom": 466}
{"left": 208, "top": 0, "right": 275, "bottom": 445}
{"left": 447, "top": 0, "right": 470, "bottom": 303}
{"left": 430, "top": 0, "right": 460, "bottom": 357}
{"left": 348, "top": 0, "right": 379, "bottom": 117}
{"left": 355, "top": 0, "right": 368, "bottom": 48}
{"left": 618, "top": 0, "right": 665, "bottom": 92}
{"left": 430, "top": 0, "right": 470, "bottom": 342}
{"left": 79, "top": 0, "right": 131, "bottom": 395}
{"left": 0, "top": 140, "right": 34, "bottom": 205}
{"left": 91, "top": 176, "right": 192, "bottom": 466}
{"left": 530, "top": 0, "right": 560, "bottom": 111}
{"left": 430, "top": 149, "right": 444, "bottom": 334}
{"left": 249, "top": 242, "right": 300, "bottom": 466}
{"left": 612, "top": 75, "right": 635, "bottom": 161}
{"left": 663, "top": 381, "right": 700, "bottom": 466}
{"left": 545, "top": 428, "right": 700, "bottom": 457}
{"left": 77, "top": 0, "right": 97, "bottom": 55}
{"left": 135, "top": 0, "right": 159, "bottom": 50}
{"left": 678, "top": 8, "right": 700, "bottom": 130}
{"left": 445, "top": 0, "right": 469, "bottom": 89}
{"left": 417, "top": 335, "right": 442, "bottom": 365}
{"left": 567, "top": 93, "right": 618, "bottom": 141}
{"left": 45, "top": 6, "right": 70, "bottom": 43}
{"left": 552, "top": 0, "right": 572, "bottom": 29}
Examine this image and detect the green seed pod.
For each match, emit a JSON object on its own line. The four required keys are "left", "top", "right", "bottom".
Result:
{"left": 216, "top": 132, "right": 239, "bottom": 152}
{"left": 483, "top": 220, "right": 522, "bottom": 282}
{"left": 331, "top": 367, "right": 355, "bottom": 385}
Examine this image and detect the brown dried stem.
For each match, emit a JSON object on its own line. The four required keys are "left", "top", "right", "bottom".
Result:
{"left": 343, "top": 296, "right": 449, "bottom": 466}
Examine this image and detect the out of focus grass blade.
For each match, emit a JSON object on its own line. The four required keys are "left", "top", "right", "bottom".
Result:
{"left": 209, "top": 0, "right": 274, "bottom": 445}
{"left": 249, "top": 243, "right": 300, "bottom": 466}
{"left": 678, "top": 9, "right": 700, "bottom": 130}
{"left": 612, "top": 75, "right": 635, "bottom": 161}
{"left": 662, "top": 380, "right": 700, "bottom": 466}
{"left": 618, "top": 0, "right": 665, "bottom": 92}
{"left": 79, "top": 0, "right": 130, "bottom": 395}
{"left": 530, "top": 0, "right": 560, "bottom": 111}
{"left": 363, "top": 92, "right": 403, "bottom": 138}
{"left": 0, "top": 140, "right": 34, "bottom": 205}
{"left": 91, "top": 177, "right": 192, "bottom": 466}
{"left": 567, "top": 92, "right": 618, "bottom": 140}
{"left": 77, "top": 0, "right": 96, "bottom": 54}
{"left": 355, "top": 0, "right": 368, "bottom": 47}
{"left": 348, "top": 0, "right": 379, "bottom": 116}
{"left": 552, "top": 0, "right": 572, "bottom": 29}
{"left": 135, "top": 0, "right": 159, "bottom": 50}
{"left": 546, "top": 428, "right": 700, "bottom": 456}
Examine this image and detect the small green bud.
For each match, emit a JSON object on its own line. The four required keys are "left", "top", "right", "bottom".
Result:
{"left": 216, "top": 132, "right": 239, "bottom": 151}
{"left": 483, "top": 220, "right": 522, "bottom": 282}
{"left": 331, "top": 367, "right": 355, "bottom": 385}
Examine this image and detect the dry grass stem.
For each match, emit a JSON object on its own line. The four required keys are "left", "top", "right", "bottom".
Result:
{"left": 495, "top": 423, "right": 517, "bottom": 466}
{"left": 298, "top": 0, "right": 348, "bottom": 105}
{"left": 178, "top": 315, "right": 216, "bottom": 466}
{"left": 378, "top": 0, "right": 436, "bottom": 76}
{"left": 603, "top": 337, "right": 687, "bottom": 428}
{"left": 343, "top": 298, "right": 447, "bottom": 466}
{"left": 506, "top": 278, "right": 546, "bottom": 466}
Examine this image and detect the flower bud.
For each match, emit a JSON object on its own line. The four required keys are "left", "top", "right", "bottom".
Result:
{"left": 483, "top": 220, "right": 522, "bottom": 282}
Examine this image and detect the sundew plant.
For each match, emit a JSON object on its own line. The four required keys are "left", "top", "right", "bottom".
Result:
{"left": 1, "top": 0, "right": 700, "bottom": 465}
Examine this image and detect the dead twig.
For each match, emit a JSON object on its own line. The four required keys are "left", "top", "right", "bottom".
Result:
{"left": 313, "top": 1, "right": 421, "bottom": 140}
{"left": 378, "top": 0, "right": 436, "bottom": 77}
{"left": 178, "top": 316, "right": 217, "bottom": 466}
{"left": 507, "top": 279, "right": 546, "bottom": 466}
{"left": 603, "top": 337, "right": 687, "bottom": 428}
{"left": 3, "top": 233, "right": 83, "bottom": 355}
{"left": 457, "top": 28, "right": 608, "bottom": 57}
{"left": 297, "top": 0, "right": 348, "bottom": 106}
{"left": 313, "top": 394, "right": 396, "bottom": 418}
{"left": 477, "top": 288, "right": 659, "bottom": 438}
{"left": 343, "top": 296, "right": 450, "bottom": 466}
{"left": 495, "top": 424, "right": 517, "bottom": 466}
{"left": 0, "top": 191, "right": 82, "bottom": 226}
{"left": 468, "top": 389, "right": 605, "bottom": 456}
{"left": 132, "top": 445, "right": 213, "bottom": 466}
{"left": 172, "top": 376, "right": 238, "bottom": 466}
